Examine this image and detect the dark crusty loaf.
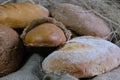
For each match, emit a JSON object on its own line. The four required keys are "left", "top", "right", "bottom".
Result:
{"left": 0, "top": 25, "right": 23, "bottom": 77}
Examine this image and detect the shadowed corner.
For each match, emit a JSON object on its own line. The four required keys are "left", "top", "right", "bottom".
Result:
{"left": 24, "top": 46, "right": 58, "bottom": 58}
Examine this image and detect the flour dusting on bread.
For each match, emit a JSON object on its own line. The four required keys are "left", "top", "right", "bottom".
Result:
{"left": 42, "top": 36, "right": 120, "bottom": 78}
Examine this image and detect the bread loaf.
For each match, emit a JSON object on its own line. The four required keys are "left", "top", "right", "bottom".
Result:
{"left": 24, "top": 23, "right": 66, "bottom": 47}
{"left": 0, "top": 2, "right": 49, "bottom": 28}
{"left": 50, "top": 3, "right": 111, "bottom": 39}
{"left": 21, "top": 18, "right": 71, "bottom": 47}
{"left": 42, "top": 36, "right": 120, "bottom": 78}
{"left": 0, "top": 54, "right": 43, "bottom": 80}
{"left": 0, "top": 25, "right": 23, "bottom": 77}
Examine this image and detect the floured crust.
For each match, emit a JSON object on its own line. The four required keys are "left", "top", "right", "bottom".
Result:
{"left": 50, "top": 3, "right": 111, "bottom": 39}
{"left": 42, "top": 36, "right": 120, "bottom": 78}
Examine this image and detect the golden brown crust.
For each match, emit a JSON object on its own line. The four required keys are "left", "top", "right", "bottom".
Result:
{"left": 0, "top": 2, "right": 49, "bottom": 28}
{"left": 21, "top": 17, "right": 71, "bottom": 47}
{"left": 24, "top": 23, "right": 67, "bottom": 47}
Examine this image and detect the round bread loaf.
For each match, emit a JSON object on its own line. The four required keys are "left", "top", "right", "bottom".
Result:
{"left": 0, "top": 25, "right": 23, "bottom": 77}
{"left": 42, "top": 36, "right": 120, "bottom": 78}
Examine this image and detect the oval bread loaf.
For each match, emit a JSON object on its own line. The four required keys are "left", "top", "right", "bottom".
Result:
{"left": 50, "top": 3, "right": 111, "bottom": 39}
{"left": 21, "top": 17, "right": 71, "bottom": 47}
{"left": 24, "top": 23, "right": 66, "bottom": 47}
{"left": 0, "top": 2, "right": 49, "bottom": 28}
{"left": 42, "top": 36, "right": 120, "bottom": 78}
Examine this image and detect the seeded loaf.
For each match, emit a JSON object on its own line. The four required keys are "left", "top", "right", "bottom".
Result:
{"left": 42, "top": 36, "right": 120, "bottom": 78}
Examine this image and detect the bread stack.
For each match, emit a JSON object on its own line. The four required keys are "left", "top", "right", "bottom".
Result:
{"left": 0, "top": 2, "right": 50, "bottom": 77}
{"left": 0, "top": 2, "right": 120, "bottom": 80}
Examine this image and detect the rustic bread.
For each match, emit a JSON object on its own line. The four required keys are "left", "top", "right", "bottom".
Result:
{"left": 0, "top": 2, "right": 49, "bottom": 28}
{"left": 42, "top": 36, "right": 120, "bottom": 78}
{"left": 24, "top": 23, "right": 66, "bottom": 47}
{"left": 50, "top": 3, "right": 111, "bottom": 39}
{"left": 0, "top": 53, "right": 43, "bottom": 80}
{"left": 21, "top": 17, "right": 71, "bottom": 47}
{"left": 0, "top": 25, "right": 23, "bottom": 77}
